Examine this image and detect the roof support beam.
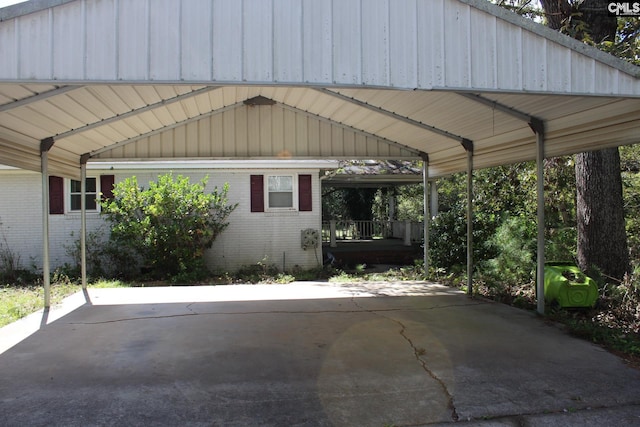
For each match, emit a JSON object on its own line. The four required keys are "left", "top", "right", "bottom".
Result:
{"left": 55, "top": 86, "right": 221, "bottom": 140}
{"left": 0, "top": 86, "right": 80, "bottom": 113}
{"left": 459, "top": 93, "right": 533, "bottom": 123}
{"left": 459, "top": 93, "right": 545, "bottom": 133}
{"left": 315, "top": 88, "right": 469, "bottom": 144}
{"left": 461, "top": 138, "right": 473, "bottom": 153}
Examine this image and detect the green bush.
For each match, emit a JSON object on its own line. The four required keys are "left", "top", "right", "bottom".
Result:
{"left": 545, "top": 226, "right": 577, "bottom": 263}
{"left": 480, "top": 215, "right": 536, "bottom": 287}
{"left": 623, "top": 171, "right": 640, "bottom": 267}
{"left": 101, "top": 173, "right": 237, "bottom": 279}
{"left": 429, "top": 203, "right": 497, "bottom": 273}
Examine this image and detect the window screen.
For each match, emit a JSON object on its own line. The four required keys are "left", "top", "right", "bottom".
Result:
{"left": 268, "top": 175, "right": 293, "bottom": 208}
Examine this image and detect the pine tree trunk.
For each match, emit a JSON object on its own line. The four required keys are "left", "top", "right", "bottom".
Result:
{"left": 575, "top": 148, "right": 630, "bottom": 280}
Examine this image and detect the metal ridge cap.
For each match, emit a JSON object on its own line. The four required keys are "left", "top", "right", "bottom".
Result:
{"left": 0, "top": 0, "right": 76, "bottom": 22}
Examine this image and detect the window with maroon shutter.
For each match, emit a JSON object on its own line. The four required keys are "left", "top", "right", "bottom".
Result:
{"left": 70, "top": 178, "right": 97, "bottom": 210}
{"left": 250, "top": 175, "right": 264, "bottom": 212}
{"left": 49, "top": 176, "right": 64, "bottom": 215}
{"left": 298, "top": 174, "right": 312, "bottom": 212}
{"left": 100, "top": 175, "right": 115, "bottom": 202}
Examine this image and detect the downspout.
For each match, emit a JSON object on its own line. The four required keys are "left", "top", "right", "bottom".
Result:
{"left": 420, "top": 152, "right": 430, "bottom": 275}
{"left": 40, "top": 137, "right": 55, "bottom": 309}
{"left": 530, "top": 118, "right": 546, "bottom": 315}
{"left": 461, "top": 139, "right": 474, "bottom": 296}
{"left": 80, "top": 153, "right": 90, "bottom": 290}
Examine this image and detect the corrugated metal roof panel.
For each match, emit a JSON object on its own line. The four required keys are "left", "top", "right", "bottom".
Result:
{"left": 1, "top": 0, "right": 637, "bottom": 95}
{"left": 92, "top": 103, "right": 418, "bottom": 161}
{"left": 0, "top": 0, "right": 637, "bottom": 179}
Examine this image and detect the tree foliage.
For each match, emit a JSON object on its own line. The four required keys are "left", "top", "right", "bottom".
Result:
{"left": 101, "top": 173, "right": 237, "bottom": 279}
{"left": 492, "top": 0, "right": 635, "bottom": 279}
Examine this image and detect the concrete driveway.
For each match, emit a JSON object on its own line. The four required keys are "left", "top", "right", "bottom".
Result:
{"left": 1, "top": 281, "right": 640, "bottom": 426}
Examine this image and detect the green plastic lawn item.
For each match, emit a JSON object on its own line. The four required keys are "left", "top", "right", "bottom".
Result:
{"left": 544, "top": 262, "right": 598, "bottom": 308}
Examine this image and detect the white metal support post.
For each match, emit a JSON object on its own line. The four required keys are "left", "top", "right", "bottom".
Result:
{"left": 462, "top": 139, "right": 474, "bottom": 296}
{"left": 80, "top": 154, "right": 89, "bottom": 289}
{"left": 40, "top": 137, "right": 55, "bottom": 308}
{"left": 421, "top": 152, "right": 430, "bottom": 275}
{"left": 531, "top": 119, "right": 546, "bottom": 315}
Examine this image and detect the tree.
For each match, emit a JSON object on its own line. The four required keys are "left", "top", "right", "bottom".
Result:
{"left": 576, "top": 149, "right": 630, "bottom": 279}
{"left": 499, "top": 0, "right": 632, "bottom": 279}
{"left": 101, "top": 173, "right": 237, "bottom": 279}
{"left": 541, "top": 0, "right": 630, "bottom": 279}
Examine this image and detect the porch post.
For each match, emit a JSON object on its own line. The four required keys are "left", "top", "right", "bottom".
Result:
{"left": 430, "top": 181, "right": 438, "bottom": 218}
{"left": 532, "top": 119, "right": 546, "bottom": 315}
{"left": 404, "top": 219, "right": 412, "bottom": 246}
{"left": 462, "top": 139, "right": 474, "bottom": 296}
{"left": 40, "top": 137, "right": 55, "bottom": 308}
{"left": 329, "top": 220, "right": 337, "bottom": 248}
{"left": 80, "top": 154, "right": 89, "bottom": 289}
{"left": 421, "top": 153, "right": 430, "bottom": 274}
{"left": 388, "top": 191, "right": 396, "bottom": 222}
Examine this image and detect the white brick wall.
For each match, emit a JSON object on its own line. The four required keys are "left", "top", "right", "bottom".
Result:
{"left": 0, "top": 167, "right": 323, "bottom": 274}
{"left": 0, "top": 171, "right": 44, "bottom": 270}
{"left": 205, "top": 170, "right": 322, "bottom": 271}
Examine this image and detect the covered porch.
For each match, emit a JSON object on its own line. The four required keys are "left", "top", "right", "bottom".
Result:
{"left": 322, "top": 237, "right": 423, "bottom": 267}
{"left": 322, "top": 219, "right": 424, "bottom": 245}
{"left": 320, "top": 160, "right": 430, "bottom": 266}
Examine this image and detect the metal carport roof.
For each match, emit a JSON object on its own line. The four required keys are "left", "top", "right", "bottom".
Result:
{"left": 0, "top": 0, "right": 637, "bottom": 179}
{"left": 0, "top": 0, "right": 638, "bottom": 314}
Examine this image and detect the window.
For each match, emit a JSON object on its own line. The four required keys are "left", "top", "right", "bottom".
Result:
{"left": 49, "top": 174, "right": 114, "bottom": 215}
{"left": 267, "top": 175, "right": 294, "bottom": 209}
{"left": 250, "top": 174, "right": 312, "bottom": 213}
{"left": 70, "top": 177, "right": 97, "bottom": 211}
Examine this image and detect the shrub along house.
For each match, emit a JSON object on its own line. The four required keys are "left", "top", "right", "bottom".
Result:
{"left": 0, "top": 159, "right": 337, "bottom": 274}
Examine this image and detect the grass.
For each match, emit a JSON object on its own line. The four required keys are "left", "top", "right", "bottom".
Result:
{"left": 0, "top": 279, "right": 130, "bottom": 328}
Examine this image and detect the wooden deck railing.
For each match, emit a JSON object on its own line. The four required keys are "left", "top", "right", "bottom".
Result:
{"left": 322, "top": 220, "right": 423, "bottom": 246}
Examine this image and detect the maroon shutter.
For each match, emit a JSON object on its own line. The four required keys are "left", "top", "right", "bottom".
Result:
{"left": 100, "top": 175, "right": 115, "bottom": 201}
{"left": 298, "top": 174, "right": 312, "bottom": 212}
{"left": 49, "top": 176, "right": 64, "bottom": 215}
{"left": 250, "top": 175, "right": 264, "bottom": 212}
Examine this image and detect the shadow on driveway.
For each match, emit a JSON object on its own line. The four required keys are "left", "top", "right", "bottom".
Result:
{"left": 1, "top": 282, "right": 640, "bottom": 426}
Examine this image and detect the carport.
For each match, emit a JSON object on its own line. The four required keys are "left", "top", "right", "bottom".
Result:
{"left": 0, "top": 0, "right": 639, "bottom": 315}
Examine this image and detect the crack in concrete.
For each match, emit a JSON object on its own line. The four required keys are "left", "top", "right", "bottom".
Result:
{"left": 67, "top": 300, "right": 486, "bottom": 326}
{"left": 350, "top": 296, "right": 460, "bottom": 422}
{"left": 185, "top": 302, "right": 197, "bottom": 315}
